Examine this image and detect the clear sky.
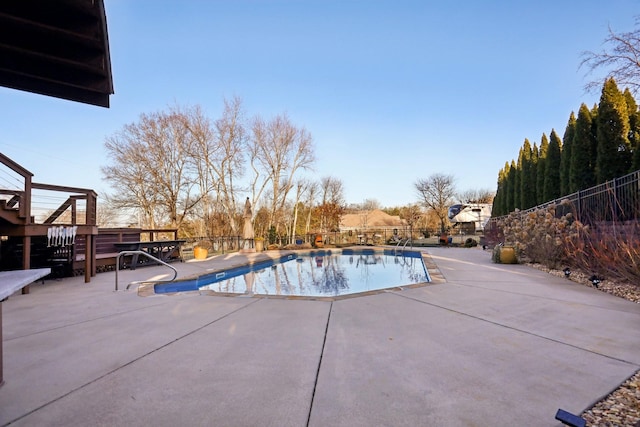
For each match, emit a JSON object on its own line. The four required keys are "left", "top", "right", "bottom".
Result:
{"left": 0, "top": 1, "right": 637, "bottom": 208}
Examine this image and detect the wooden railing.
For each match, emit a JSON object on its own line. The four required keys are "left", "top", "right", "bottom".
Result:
{"left": 0, "top": 153, "right": 98, "bottom": 287}
{"left": 0, "top": 153, "right": 33, "bottom": 222}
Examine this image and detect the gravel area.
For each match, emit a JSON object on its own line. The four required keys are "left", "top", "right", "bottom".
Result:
{"left": 527, "top": 263, "right": 640, "bottom": 426}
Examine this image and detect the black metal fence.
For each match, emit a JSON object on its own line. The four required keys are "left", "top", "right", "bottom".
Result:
{"left": 185, "top": 236, "right": 250, "bottom": 255}
{"left": 489, "top": 169, "right": 640, "bottom": 227}
{"left": 183, "top": 229, "right": 416, "bottom": 254}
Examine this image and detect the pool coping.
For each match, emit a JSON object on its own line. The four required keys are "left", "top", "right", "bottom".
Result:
{"left": 137, "top": 247, "right": 445, "bottom": 300}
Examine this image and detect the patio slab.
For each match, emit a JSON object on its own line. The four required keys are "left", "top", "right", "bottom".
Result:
{"left": 1, "top": 247, "right": 638, "bottom": 426}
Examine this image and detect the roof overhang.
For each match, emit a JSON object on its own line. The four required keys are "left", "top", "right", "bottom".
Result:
{"left": 0, "top": 0, "right": 114, "bottom": 107}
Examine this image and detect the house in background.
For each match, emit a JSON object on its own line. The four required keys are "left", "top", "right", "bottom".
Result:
{"left": 339, "top": 209, "right": 406, "bottom": 244}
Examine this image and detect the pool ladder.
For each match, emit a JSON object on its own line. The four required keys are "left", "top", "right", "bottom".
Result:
{"left": 114, "top": 250, "right": 178, "bottom": 291}
{"left": 394, "top": 237, "right": 412, "bottom": 254}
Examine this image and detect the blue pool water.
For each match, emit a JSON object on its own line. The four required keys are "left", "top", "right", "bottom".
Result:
{"left": 154, "top": 249, "right": 430, "bottom": 298}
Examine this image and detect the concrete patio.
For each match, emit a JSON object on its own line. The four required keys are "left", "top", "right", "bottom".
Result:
{"left": 1, "top": 247, "right": 638, "bottom": 426}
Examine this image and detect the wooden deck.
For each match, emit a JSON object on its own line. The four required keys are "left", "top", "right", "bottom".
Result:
{"left": 0, "top": 153, "right": 181, "bottom": 291}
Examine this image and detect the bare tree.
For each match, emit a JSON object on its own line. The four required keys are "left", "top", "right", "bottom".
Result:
{"left": 103, "top": 102, "right": 318, "bottom": 238}
{"left": 457, "top": 188, "right": 494, "bottom": 204}
{"left": 102, "top": 106, "right": 205, "bottom": 230}
{"left": 304, "top": 181, "right": 319, "bottom": 234}
{"left": 187, "top": 97, "right": 248, "bottom": 236}
{"left": 249, "top": 114, "right": 315, "bottom": 231}
{"left": 288, "top": 179, "right": 312, "bottom": 244}
{"left": 317, "top": 176, "right": 345, "bottom": 232}
{"left": 399, "top": 204, "right": 423, "bottom": 239}
{"left": 102, "top": 138, "right": 158, "bottom": 227}
{"left": 581, "top": 19, "right": 640, "bottom": 94}
{"left": 361, "top": 198, "right": 382, "bottom": 211}
{"left": 181, "top": 104, "right": 217, "bottom": 235}
{"left": 422, "top": 209, "right": 442, "bottom": 234}
{"left": 213, "top": 97, "right": 249, "bottom": 234}
{"left": 97, "top": 192, "right": 133, "bottom": 227}
{"left": 415, "top": 173, "right": 456, "bottom": 233}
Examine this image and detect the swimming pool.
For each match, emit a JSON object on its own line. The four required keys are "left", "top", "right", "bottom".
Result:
{"left": 154, "top": 249, "right": 430, "bottom": 298}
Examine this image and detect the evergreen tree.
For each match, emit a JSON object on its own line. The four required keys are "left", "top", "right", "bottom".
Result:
{"left": 536, "top": 134, "right": 548, "bottom": 204}
{"left": 560, "top": 112, "right": 576, "bottom": 195}
{"left": 596, "top": 78, "right": 631, "bottom": 182}
{"left": 500, "top": 162, "right": 510, "bottom": 214}
{"left": 571, "top": 103, "right": 597, "bottom": 192}
{"left": 532, "top": 143, "right": 539, "bottom": 205}
{"left": 516, "top": 153, "right": 523, "bottom": 210}
{"left": 516, "top": 146, "right": 524, "bottom": 210}
{"left": 492, "top": 173, "right": 500, "bottom": 216}
{"left": 503, "top": 165, "right": 513, "bottom": 215}
{"left": 508, "top": 160, "right": 517, "bottom": 211}
{"left": 518, "top": 139, "right": 536, "bottom": 209}
{"left": 544, "top": 129, "right": 562, "bottom": 201}
{"left": 590, "top": 104, "right": 599, "bottom": 167}
{"left": 623, "top": 88, "right": 640, "bottom": 171}
{"left": 493, "top": 164, "right": 509, "bottom": 216}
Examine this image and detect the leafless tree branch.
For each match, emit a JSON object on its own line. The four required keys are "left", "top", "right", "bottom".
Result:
{"left": 581, "top": 19, "right": 640, "bottom": 94}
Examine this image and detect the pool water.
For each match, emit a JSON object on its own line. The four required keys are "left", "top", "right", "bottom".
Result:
{"left": 154, "top": 249, "right": 430, "bottom": 298}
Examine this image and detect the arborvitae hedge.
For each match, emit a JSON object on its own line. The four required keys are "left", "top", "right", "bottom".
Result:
{"left": 596, "top": 78, "right": 631, "bottom": 182}
{"left": 571, "top": 103, "right": 596, "bottom": 192}
{"left": 494, "top": 78, "right": 639, "bottom": 216}
{"left": 560, "top": 112, "right": 575, "bottom": 196}
{"left": 544, "top": 130, "right": 562, "bottom": 202}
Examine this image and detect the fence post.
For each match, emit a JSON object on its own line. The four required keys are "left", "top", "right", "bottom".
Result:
{"left": 614, "top": 177, "right": 622, "bottom": 221}
{"left": 577, "top": 190, "right": 582, "bottom": 223}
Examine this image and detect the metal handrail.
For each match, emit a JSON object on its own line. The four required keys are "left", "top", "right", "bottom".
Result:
{"left": 115, "top": 250, "right": 178, "bottom": 291}
{"left": 394, "top": 238, "right": 405, "bottom": 254}
{"left": 394, "top": 237, "right": 412, "bottom": 254}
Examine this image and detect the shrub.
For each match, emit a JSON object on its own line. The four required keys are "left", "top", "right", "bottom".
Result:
{"left": 491, "top": 245, "right": 501, "bottom": 263}
{"left": 195, "top": 239, "right": 213, "bottom": 250}
{"left": 283, "top": 242, "right": 312, "bottom": 250}
{"left": 494, "top": 200, "right": 639, "bottom": 286}
{"left": 268, "top": 226, "right": 277, "bottom": 244}
{"left": 566, "top": 220, "right": 640, "bottom": 284}
{"left": 498, "top": 200, "right": 586, "bottom": 269}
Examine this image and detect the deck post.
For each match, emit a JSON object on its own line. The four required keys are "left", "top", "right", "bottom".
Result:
{"left": 91, "top": 233, "right": 97, "bottom": 277}
{"left": 0, "top": 302, "right": 3, "bottom": 386}
{"left": 84, "top": 234, "right": 92, "bottom": 283}
{"left": 21, "top": 236, "right": 31, "bottom": 294}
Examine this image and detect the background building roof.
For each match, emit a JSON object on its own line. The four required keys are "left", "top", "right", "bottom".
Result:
{"left": 340, "top": 209, "right": 405, "bottom": 229}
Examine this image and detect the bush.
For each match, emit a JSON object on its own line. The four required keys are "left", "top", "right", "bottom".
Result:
{"left": 495, "top": 199, "right": 639, "bottom": 285}
{"left": 498, "top": 200, "right": 586, "bottom": 269}
{"left": 464, "top": 237, "right": 478, "bottom": 248}
{"left": 283, "top": 242, "right": 312, "bottom": 250}
{"left": 566, "top": 220, "right": 640, "bottom": 284}
{"left": 268, "top": 226, "right": 277, "bottom": 245}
